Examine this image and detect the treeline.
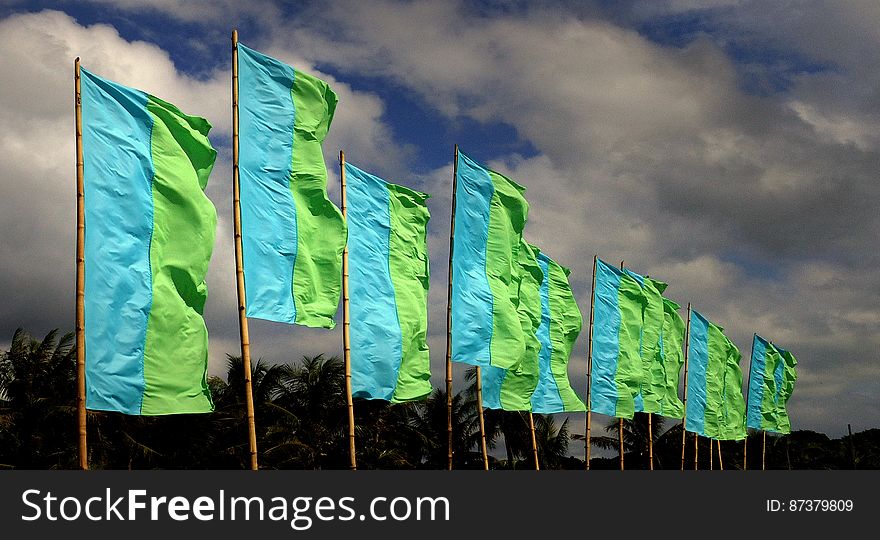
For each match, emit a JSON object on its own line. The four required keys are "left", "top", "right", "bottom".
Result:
{"left": 0, "top": 329, "right": 876, "bottom": 470}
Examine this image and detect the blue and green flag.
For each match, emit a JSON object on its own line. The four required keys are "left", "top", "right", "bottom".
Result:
{"left": 481, "top": 241, "right": 544, "bottom": 411}
{"left": 238, "top": 43, "right": 346, "bottom": 329}
{"left": 530, "top": 251, "right": 586, "bottom": 413}
{"left": 81, "top": 68, "right": 217, "bottom": 415}
{"left": 649, "top": 298, "right": 686, "bottom": 418}
{"left": 589, "top": 258, "right": 645, "bottom": 418}
{"left": 685, "top": 310, "right": 747, "bottom": 440}
{"left": 345, "top": 163, "right": 432, "bottom": 403}
{"left": 451, "top": 151, "right": 530, "bottom": 370}
{"left": 747, "top": 334, "right": 798, "bottom": 434}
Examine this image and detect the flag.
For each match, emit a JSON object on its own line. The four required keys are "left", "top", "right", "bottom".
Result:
{"left": 81, "top": 68, "right": 217, "bottom": 415}
{"left": 530, "top": 251, "right": 586, "bottom": 413}
{"left": 451, "top": 151, "right": 530, "bottom": 370}
{"left": 589, "top": 258, "right": 645, "bottom": 418}
{"left": 650, "top": 298, "right": 686, "bottom": 418}
{"left": 747, "top": 334, "right": 798, "bottom": 434}
{"left": 685, "top": 310, "right": 747, "bottom": 440}
{"left": 237, "top": 43, "right": 346, "bottom": 328}
{"left": 623, "top": 270, "right": 667, "bottom": 414}
{"left": 481, "top": 241, "right": 544, "bottom": 410}
{"left": 345, "top": 163, "right": 431, "bottom": 403}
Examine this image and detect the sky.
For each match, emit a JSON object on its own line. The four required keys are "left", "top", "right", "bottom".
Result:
{"left": 1, "top": 0, "right": 878, "bottom": 450}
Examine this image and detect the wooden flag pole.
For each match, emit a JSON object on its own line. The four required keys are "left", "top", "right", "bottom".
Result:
{"left": 340, "top": 151, "right": 357, "bottom": 471}
{"left": 476, "top": 367, "right": 489, "bottom": 470}
{"left": 743, "top": 333, "right": 756, "bottom": 471}
{"left": 717, "top": 439, "right": 724, "bottom": 470}
{"left": 681, "top": 303, "right": 691, "bottom": 471}
{"left": 709, "top": 438, "right": 714, "bottom": 470}
{"left": 762, "top": 430, "right": 767, "bottom": 471}
{"left": 585, "top": 254, "right": 597, "bottom": 470}
{"left": 444, "top": 144, "right": 459, "bottom": 470}
{"left": 618, "top": 260, "right": 625, "bottom": 471}
{"left": 74, "top": 57, "right": 88, "bottom": 471}
{"left": 648, "top": 413, "right": 653, "bottom": 470}
{"left": 231, "top": 29, "right": 259, "bottom": 471}
{"left": 694, "top": 434, "right": 699, "bottom": 470}
{"left": 529, "top": 412, "right": 540, "bottom": 471}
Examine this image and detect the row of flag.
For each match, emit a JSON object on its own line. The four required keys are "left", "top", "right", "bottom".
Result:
{"left": 77, "top": 39, "right": 797, "bottom": 456}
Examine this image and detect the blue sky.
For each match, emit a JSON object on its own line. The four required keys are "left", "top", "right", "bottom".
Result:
{"left": 2, "top": 0, "right": 879, "bottom": 447}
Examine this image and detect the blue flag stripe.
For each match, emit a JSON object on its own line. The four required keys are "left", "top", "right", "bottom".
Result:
{"left": 531, "top": 254, "right": 564, "bottom": 413}
{"left": 450, "top": 152, "right": 495, "bottom": 366}
{"left": 238, "top": 43, "right": 300, "bottom": 324}
{"left": 481, "top": 365, "right": 506, "bottom": 410}
{"left": 81, "top": 68, "right": 152, "bottom": 415}
{"left": 685, "top": 310, "right": 710, "bottom": 436}
{"left": 345, "top": 164, "right": 404, "bottom": 401}
{"left": 747, "top": 334, "right": 768, "bottom": 429}
{"left": 590, "top": 259, "right": 623, "bottom": 416}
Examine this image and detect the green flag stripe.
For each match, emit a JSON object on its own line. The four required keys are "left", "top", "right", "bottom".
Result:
{"left": 542, "top": 257, "right": 585, "bottom": 412}
{"left": 141, "top": 95, "right": 217, "bottom": 415}
{"left": 485, "top": 170, "right": 530, "bottom": 369}
{"left": 289, "top": 69, "right": 346, "bottom": 328}
{"left": 387, "top": 183, "right": 432, "bottom": 403}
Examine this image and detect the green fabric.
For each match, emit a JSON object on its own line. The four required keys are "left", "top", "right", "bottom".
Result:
{"left": 545, "top": 259, "right": 586, "bottom": 412}
{"left": 759, "top": 344, "right": 798, "bottom": 434}
{"left": 774, "top": 350, "right": 798, "bottom": 434}
{"left": 498, "top": 241, "right": 543, "bottom": 410}
{"left": 142, "top": 95, "right": 217, "bottom": 414}
{"left": 613, "top": 272, "right": 646, "bottom": 418}
{"left": 485, "top": 170, "right": 530, "bottom": 370}
{"left": 387, "top": 183, "right": 432, "bottom": 403}
{"left": 289, "top": 70, "right": 347, "bottom": 328}
{"left": 704, "top": 322, "right": 746, "bottom": 440}
{"left": 637, "top": 277, "right": 667, "bottom": 412}
{"left": 654, "top": 298, "right": 685, "bottom": 418}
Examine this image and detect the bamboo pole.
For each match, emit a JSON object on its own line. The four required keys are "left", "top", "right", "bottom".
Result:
{"left": 475, "top": 367, "right": 489, "bottom": 470}
{"left": 340, "top": 151, "right": 357, "bottom": 471}
{"left": 585, "top": 254, "right": 597, "bottom": 470}
{"left": 848, "top": 423, "right": 856, "bottom": 469}
{"left": 709, "top": 438, "right": 714, "bottom": 470}
{"left": 74, "top": 57, "right": 88, "bottom": 471}
{"left": 681, "top": 303, "right": 691, "bottom": 471}
{"left": 694, "top": 434, "right": 698, "bottom": 470}
{"left": 619, "top": 260, "right": 625, "bottom": 471}
{"left": 743, "top": 334, "right": 756, "bottom": 471}
{"left": 231, "top": 30, "right": 259, "bottom": 471}
{"left": 717, "top": 439, "right": 724, "bottom": 470}
{"left": 529, "top": 412, "right": 540, "bottom": 471}
{"left": 445, "top": 145, "right": 459, "bottom": 470}
{"left": 762, "top": 430, "right": 766, "bottom": 471}
{"left": 648, "top": 413, "right": 653, "bottom": 470}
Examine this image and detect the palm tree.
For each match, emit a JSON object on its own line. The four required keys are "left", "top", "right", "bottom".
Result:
{"left": 534, "top": 414, "right": 572, "bottom": 469}
{"left": 410, "top": 387, "right": 482, "bottom": 468}
{"left": 0, "top": 329, "right": 77, "bottom": 469}
{"left": 591, "top": 413, "right": 666, "bottom": 469}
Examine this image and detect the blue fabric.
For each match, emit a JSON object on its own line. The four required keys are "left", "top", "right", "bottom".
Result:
{"left": 590, "top": 258, "right": 623, "bottom": 416}
{"left": 746, "top": 334, "right": 768, "bottom": 429}
{"left": 480, "top": 365, "right": 506, "bottom": 410}
{"left": 344, "top": 163, "right": 403, "bottom": 401}
{"left": 531, "top": 253, "right": 563, "bottom": 413}
{"left": 450, "top": 151, "right": 495, "bottom": 366}
{"left": 81, "top": 68, "right": 153, "bottom": 414}
{"left": 773, "top": 346, "right": 786, "bottom": 402}
{"left": 685, "top": 310, "right": 710, "bottom": 435}
{"left": 237, "top": 43, "right": 300, "bottom": 324}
